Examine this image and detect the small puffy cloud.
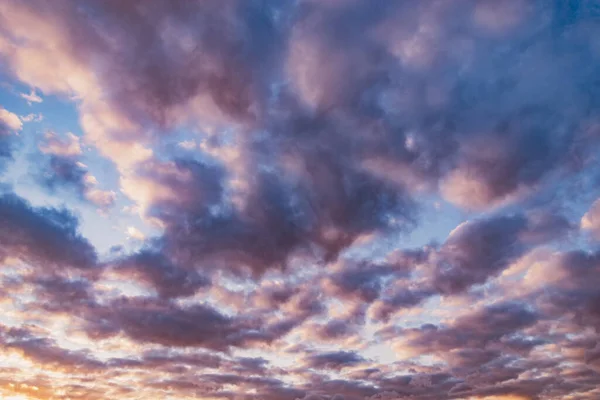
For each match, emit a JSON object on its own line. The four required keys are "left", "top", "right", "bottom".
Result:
{"left": 39, "top": 132, "right": 82, "bottom": 157}
{"left": 0, "top": 106, "right": 21, "bottom": 171}
{"left": 581, "top": 198, "right": 600, "bottom": 240}
{"left": 20, "top": 89, "right": 43, "bottom": 104}
{"left": 177, "top": 140, "right": 197, "bottom": 150}
{"left": 20, "top": 113, "right": 43, "bottom": 123}
{"left": 85, "top": 187, "right": 116, "bottom": 209}
{"left": 35, "top": 154, "right": 116, "bottom": 210}
{"left": 35, "top": 132, "right": 115, "bottom": 210}
{"left": 126, "top": 226, "right": 145, "bottom": 241}
{"left": 0, "top": 106, "right": 22, "bottom": 132}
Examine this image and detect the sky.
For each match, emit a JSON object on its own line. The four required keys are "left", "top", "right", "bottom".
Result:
{"left": 1, "top": 0, "right": 600, "bottom": 399}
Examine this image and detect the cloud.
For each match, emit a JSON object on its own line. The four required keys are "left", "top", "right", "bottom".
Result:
{"left": 109, "top": 250, "right": 210, "bottom": 299}
{"left": 303, "top": 351, "right": 366, "bottom": 370}
{"left": 20, "top": 89, "right": 43, "bottom": 104}
{"left": 0, "top": 0, "right": 598, "bottom": 214}
{"left": 531, "top": 250, "right": 600, "bottom": 331}
{"left": 0, "top": 106, "right": 22, "bottom": 132}
{"left": 581, "top": 198, "right": 600, "bottom": 240}
{"left": 0, "top": 106, "right": 21, "bottom": 172}
{"left": 0, "top": 1, "right": 599, "bottom": 399}
{"left": 35, "top": 132, "right": 116, "bottom": 209}
{"left": 20, "top": 113, "right": 43, "bottom": 122}
{"left": 137, "top": 157, "right": 416, "bottom": 276}
{"left": 426, "top": 210, "right": 572, "bottom": 296}
{"left": 81, "top": 295, "right": 307, "bottom": 351}
{"left": 390, "top": 301, "right": 539, "bottom": 383}
{"left": 4, "top": 0, "right": 415, "bottom": 278}
{"left": 125, "top": 226, "right": 145, "bottom": 241}
{"left": 84, "top": 187, "right": 116, "bottom": 209}
{"left": 87, "top": 297, "right": 238, "bottom": 349}
{"left": 39, "top": 132, "right": 81, "bottom": 157}
{"left": 369, "top": 286, "right": 434, "bottom": 323}
{"left": 324, "top": 261, "right": 399, "bottom": 303}
{"left": 306, "top": 319, "right": 357, "bottom": 342}
{"left": 1, "top": 327, "right": 104, "bottom": 372}
{"left": 139, "top": 349, "right": 224, "bottom": 370}
{"left": 430, "top": 215, "right": 529, "bottom": 294}
{"left": 0, "top": 191, "right": 97, "bottom": 269}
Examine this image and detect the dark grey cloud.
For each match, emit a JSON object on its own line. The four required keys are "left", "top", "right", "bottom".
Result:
{"left": 303, "top": 351, "right": 366, "bottom": 370}
{"left": 12, "top": 0, "right": 597, "bottom": 281}
{"left": 325, "top": 262, "right": 398, "bottom": 303}
{"left": 0, "top": 192, "right": 97, "bottom": 269}
{"left": 0, "top": 326, "right": 104, "bottom": 371}
{"left": 430, "top": 214, "right": 529, "bottom": 295}
{"left": 534, "top": 250, "right": 600, "bottom": 331}
{"left": 32, "top": 133, "right": 116, "bottom": 209}
{"left": 111, "top": 250, "right": 210, "bottom": 299}
{"left": 81, "top": 295, "right": 314, "bottom": 350}
{"left": 369, "top": 286, "right": 435, "bottom": 323}
{"left": 147, "top": 156, "right": 416, "bottom": 277}
{"left": 30, "top": 275, "right": 96, "bottom": 313}
{"left": 84, "top": 297, "right": 241, "bottom": 350}
{"left": 37, "top": 155, "right": 88, "bottom": 195}
{"left": 283, "top": 0, "right": 600, "bottom": 209}
{"left": 355, "top": 210, "right": 572, "bottom": 324}
{"left": 400, "top": 301, "right": 538, "bottom": 356}
{"left": 425, "top": 210, "right": 572, "bottom": 296}
{"left": 311, "top": 319, "right": 357, "bottom": 341}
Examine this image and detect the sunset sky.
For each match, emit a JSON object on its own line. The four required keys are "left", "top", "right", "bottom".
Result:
{"left": 1, "top": 1, "right": 600, "bottom": 399}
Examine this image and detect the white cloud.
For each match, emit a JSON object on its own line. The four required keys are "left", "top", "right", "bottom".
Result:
{"left": 85, "top": 186, "right": 116, "bottom": 209}
{"left": 126, "top": 226, "right": 146, "bottom": 241}
{"left": 39, "top": 132, "right": 82, "bottom": 156}
{"left": 20, "top": 89, "right": 43, "bottom": 104}
{"left": 0, "top": 107, "right": 23, "bottom": 132}
{"left": 82, "top": 171, "right": 116, "bottom": 210}
{"left": 20, "top": 113, "right": 43, "bottom": 122}
{"left": 178, "top": 140, "right": 197, "bottom": 150}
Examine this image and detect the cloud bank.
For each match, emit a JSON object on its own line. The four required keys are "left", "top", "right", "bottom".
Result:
{"left": 1, "top": 0, "right": 600, "bottom": 399}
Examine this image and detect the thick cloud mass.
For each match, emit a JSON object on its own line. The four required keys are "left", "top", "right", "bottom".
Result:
{"left": 1, "top": 0, "right": 600, "bottom": 399}
{"left": 0, "top": 192, "right": 97, "bottom": 269}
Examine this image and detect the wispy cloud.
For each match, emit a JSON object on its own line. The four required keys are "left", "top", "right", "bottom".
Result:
{"left": 19, "top": 89, "right": 43, "bottom": 105}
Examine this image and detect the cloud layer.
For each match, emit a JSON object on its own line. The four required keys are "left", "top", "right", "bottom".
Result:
{"left": 1, "top": 0, "right": 600, "bottom": 399}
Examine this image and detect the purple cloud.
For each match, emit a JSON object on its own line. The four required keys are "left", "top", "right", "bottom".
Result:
{"left": 0, "top": 1, "right": 599, "bottom": 399}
